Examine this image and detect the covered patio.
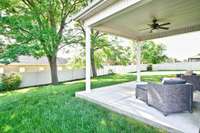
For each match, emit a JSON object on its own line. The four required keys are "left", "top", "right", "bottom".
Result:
{"left": 76, "top": 82, "right": 200, "bottom": 133}
{"left": 74, "top": 0, "right": 200, "bottom": 132}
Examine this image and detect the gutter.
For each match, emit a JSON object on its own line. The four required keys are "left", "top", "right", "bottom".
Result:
{"left": 73, "top": 0, "right": 119, "bottom": 21}
{"left": 73, "top": 0, "right": 104, "bottom": 21}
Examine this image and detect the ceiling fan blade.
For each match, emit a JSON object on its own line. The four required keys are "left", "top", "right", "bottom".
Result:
{"left": 159, "top": 27, "right": 169, "bottom": 30}
{"left": 159, "top": 22, "right": 170, "bottom": 26}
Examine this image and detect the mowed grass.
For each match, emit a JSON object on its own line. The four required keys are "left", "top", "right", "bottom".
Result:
{"left": 0, "top": 74, "right": 171, "bottom": 133}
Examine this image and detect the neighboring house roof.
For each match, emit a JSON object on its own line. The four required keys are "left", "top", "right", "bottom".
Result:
{"left": 11, "top": 56, "right": 68, "bottom": 65}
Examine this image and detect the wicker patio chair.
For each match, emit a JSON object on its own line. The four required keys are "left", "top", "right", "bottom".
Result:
{"left": 178, "top": 75, "right": 200, "bottom": 91}
{"left": 146, "top": 83, "right": 193, "bottom": 116}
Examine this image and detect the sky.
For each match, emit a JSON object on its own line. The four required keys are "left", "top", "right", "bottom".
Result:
{"left": 153, "top": 31, "right": 200, "bottom": 61}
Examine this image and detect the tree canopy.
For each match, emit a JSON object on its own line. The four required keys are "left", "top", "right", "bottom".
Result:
{"left": 67, "top": 22, "right": 134, "bottom": 76}
{"left": 0, "top": 0, "right": 168, "bottom": 80}
{"left": 141, "top": 41, "right": 168, "bottom": 64}
{"left": 0, "top": 0, "right": 88, "bottom": 84}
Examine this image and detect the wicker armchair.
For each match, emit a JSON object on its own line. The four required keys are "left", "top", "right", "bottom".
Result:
{"left": 146, "top": 83, "right": 193, "bottom": 116}
{"left": 177, "top": 74, "right": 200, "bottom": 91}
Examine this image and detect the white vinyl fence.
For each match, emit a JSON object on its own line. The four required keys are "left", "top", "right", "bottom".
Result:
{"left": 153, "top": 62, "right": 200, "bottom": 71}
{"left": 20, "top": 65, "right": 146, "bottom": 87}
{"left": 3, "top": 62, "right": 200, "bottom": 88}
{"left": 20, "top": 69, "right": 85, "bottom": 87}
{"left": 97, "top": 64, "right": 148, "bottom": 76}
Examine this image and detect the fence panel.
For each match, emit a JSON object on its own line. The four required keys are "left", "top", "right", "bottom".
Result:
{"left": 20, "top": 69, "right": 85, "bottom": 87}
{"left": 153, "top": 62, "right": 200, "bottom": 71}
{"left": 3, "top": 62, "right": 200, "bottom": 88}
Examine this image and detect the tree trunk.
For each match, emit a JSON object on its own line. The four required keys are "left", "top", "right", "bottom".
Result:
{"left": 48, "top": 55, "right": 58, "bottom": 85}
{"left": 91, "top": 48, "right": 97, "bottom": 77}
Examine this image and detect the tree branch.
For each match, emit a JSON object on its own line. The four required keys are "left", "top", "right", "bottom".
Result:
{"left": 58, "top": 0, "right": 81, "bottom": 37}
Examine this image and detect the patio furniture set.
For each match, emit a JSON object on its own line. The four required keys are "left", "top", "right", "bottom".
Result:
{"left": 136, "top": 71, "right": 200, "bottom": 116}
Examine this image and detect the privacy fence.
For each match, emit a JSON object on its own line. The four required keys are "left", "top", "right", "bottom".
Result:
{"left": 1, "top": 62, "right": 200, "bottom": 87}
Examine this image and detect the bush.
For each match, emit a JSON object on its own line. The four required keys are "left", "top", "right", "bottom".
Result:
{"left": 108, "top": 69, "right": 114, "bottom": 74}
{"left": 147, "top": 64, "right": 153, "bottom": 71}
{"left": 1, "top": 73, "right": 21, "bottom": 91}
{"left": 0, "top": 82, "right": 4, "bottom": 91}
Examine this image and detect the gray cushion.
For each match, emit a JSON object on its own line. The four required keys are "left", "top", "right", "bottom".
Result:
{"left": 162, "top": 78, "right": 186, "bottom": 85}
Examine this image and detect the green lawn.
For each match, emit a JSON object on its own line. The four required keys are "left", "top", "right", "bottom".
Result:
{"left": 0, "top": 74, "right": 172, "bottom": 133}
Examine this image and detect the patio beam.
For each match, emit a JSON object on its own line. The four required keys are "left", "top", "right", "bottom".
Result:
{"left": 85, "top": 26, "right": 91, "bottom": 92}
{"left": 84, "top": 0, "right": 148, "bottom": 26}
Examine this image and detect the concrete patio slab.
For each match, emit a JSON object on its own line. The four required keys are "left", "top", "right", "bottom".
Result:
{"left": 76, "top": 82, "right": 200, "bottom": 133}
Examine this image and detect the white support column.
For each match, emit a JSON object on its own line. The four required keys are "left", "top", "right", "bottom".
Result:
{"left": 85, "top": 26, "right": 91, "bottom": 92}
{"left": 136, "top": 41, "right": 141, "bottom": 82}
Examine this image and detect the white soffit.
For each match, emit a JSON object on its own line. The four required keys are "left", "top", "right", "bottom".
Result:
{"left": 91, "top": 0, "right": 200, "bottom": 40}
{"left": 73, "top": 0, "right": 117, "bottom": 21}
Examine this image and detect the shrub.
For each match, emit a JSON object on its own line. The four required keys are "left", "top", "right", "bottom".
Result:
{"left": 0, "top": 82, "right": 4, "bottom": 91}
{"left": 1, "top": 73, "right": 21, "bottom": 91}
{"left": 108, "top": 69, "right": 114, "bottom": 74}
{"left": 147, "top": 64, "right": 153, "bottom": 71}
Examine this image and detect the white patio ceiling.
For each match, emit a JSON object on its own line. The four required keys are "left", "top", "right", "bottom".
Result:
{"left": 74, "top": 0, "right": 200, "bottom": 91}
{"left": 75, "top": 0, "right": 200, "bottom": 41}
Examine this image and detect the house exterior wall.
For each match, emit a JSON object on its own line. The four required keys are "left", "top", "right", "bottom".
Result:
{"left": 188, "top": 58, "right": 200, "bottom": 62}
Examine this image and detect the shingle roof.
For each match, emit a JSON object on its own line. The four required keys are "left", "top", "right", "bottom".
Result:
{"left": 188, "top": 54, "right": 200, "bottom": 59}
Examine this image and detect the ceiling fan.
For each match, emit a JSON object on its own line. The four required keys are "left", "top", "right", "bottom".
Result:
{"left": 141, "top": 18, "right": 171, "bottom": 33}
